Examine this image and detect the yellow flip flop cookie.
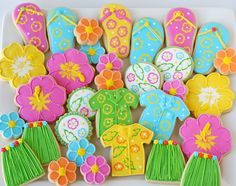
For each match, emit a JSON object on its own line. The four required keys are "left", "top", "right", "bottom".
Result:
{"left": 100, "top": 4, "right": 132, "bottom": 58}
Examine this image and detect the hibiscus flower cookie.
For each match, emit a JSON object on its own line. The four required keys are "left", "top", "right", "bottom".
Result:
{"left": 100, "top": 4, "right": 132, "bottom": 58}
{"left": 164, "top": 7, "right": 197, "bottom": 54}
{"left": 0, "top": 42, "right": 46, "bottom": 88}
{"left": 12, "top": 3, "right": 49, "bottom": 53}
{"left": 130, "top": 17, "right": 164, "bottom": 64}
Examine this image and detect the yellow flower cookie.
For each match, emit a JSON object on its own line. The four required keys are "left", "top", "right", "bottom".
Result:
{"left": 0, "top": 42, "right": 46, "bottom": 88}
{"left": 100, "top": 4, "right": 132, "bottom": 58}
{"left": 185, "top": 72, "right": 235, "bottom": 117}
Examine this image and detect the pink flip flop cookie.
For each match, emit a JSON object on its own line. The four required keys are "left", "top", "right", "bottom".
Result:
{"left": 164, "top": 7, "right": 197, "bottom": 54}
{"left": 12, "top": 3, "right": 49, "bottom": 53}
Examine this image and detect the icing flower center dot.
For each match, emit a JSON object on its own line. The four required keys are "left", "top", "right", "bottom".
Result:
{"left": 58, "top": 167, "right": 66, "bottom": 176}
{"left": 198, "top": 87, "right": 220, "bottom": 106}
{"left": 12, "top": 56, "right": 33, "bottom": 77}
{"left": 77, "top": 148, "right": 86, "bottom": 156}
{"left": 106, "top": 79, "right": 114, "bottom": 87}
{"left": 169, "top": 88, "right": 177, "bottom": 96}
{"left": 91, "top": 164, "right": 99, "bottom": 173}
{"left": 105, "top": 62, "right": 113, "bottom": 70}
{"left": 88, "top": 48, "right": 96, "bottom": 56}
{"left": 85, "top": 26, "right": 93, "bottom": 34}
{"left": 223, "top": 57, "right": 231, "bottom": 64}
{"left": 8, "top": 120, "right": 16, "bottom": 128}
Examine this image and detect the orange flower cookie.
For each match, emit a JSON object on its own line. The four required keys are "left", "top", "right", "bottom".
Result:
{"left": 214, "top": 48, "right": 236, "bottom": 75}
{"left": 74, "top": 18, "right": 103, "bottom": 45}
{"left": 95, "top": 69, "right": 124, "bottom": 90}
{"left": 48, "top": 157, "right": 76, "bottom": 186}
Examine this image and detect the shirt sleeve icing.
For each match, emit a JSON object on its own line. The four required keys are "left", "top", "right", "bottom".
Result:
{"left": 88, "top": 90, "right": 104, "bottom": 111}
{"left": 100, "top": 125, "right": 119, "bottom": 147}
{"left": 173, "top": 97, "right": 190, "bottom": 121}
{"left": 135, "top": 124, "right": 154, "bottom": 144}
{"left": 123, "top": 89, "right": 139, "bottom": 108}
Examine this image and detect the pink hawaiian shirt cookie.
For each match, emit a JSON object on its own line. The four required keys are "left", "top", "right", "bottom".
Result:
{"left": 164, "top": 7, "right": 197, "bottom": 54}
{"left": 12, "top": 3, "right": 49, "bottom": 53}
{"left": 163, "top": 79, "right": 187, "bottom": 100}
{"left": 47, "top": 48, "right": 95, "bottom": 94}
{"left": 179, "top": 114, "right": 232, "bottom": 161}
{"left": 15, "top": 75, "right": 66, "bottom": 122}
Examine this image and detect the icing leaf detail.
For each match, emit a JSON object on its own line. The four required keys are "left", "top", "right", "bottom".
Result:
{"left": 102, "top": 131, "right": 118, "bottom": 142}
{"left": 71, "top": 97, "right": 83, "bottom": 112}
{"left": 64, "top": 129, "right": 78, "bottom": 142}
{"left": 132, "top": 128, "right": 141, "bottom": 137}
{"left": 113, "top": 146, "right": 127, "bottom": 158}
{"left": 123, "top": 157, "right": 136, "bottom": 170}
{"left": 156, "top": 63, "right": 174, "bottom": 72}
{"left": 139, "top": 83, "right": 157, "bottom": 92}
{"left": 175, "top": 58, "right": 192, "bottom": 71}
{"left": 132, "top": 64, "right": 144, "bottom": 80}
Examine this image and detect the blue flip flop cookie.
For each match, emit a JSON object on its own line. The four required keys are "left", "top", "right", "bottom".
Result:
{"left": 130, "top": 17, "right": 164, "bottom": 64}
{"left": 193, "top": 22, "right": 230, "bottom": 74}
{"left": 47, "top": 7, "right": 78, "bottom": 54}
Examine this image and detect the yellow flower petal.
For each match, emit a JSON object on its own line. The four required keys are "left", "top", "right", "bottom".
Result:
{"left": 194, "top": 103, "right": 220, "bottom": 117}
{"left": 30, "top": 64, "right": 47, "bottom": 76}
{"left": 217, "top": 89, "right": 235, "bottom": 112}
{"left": 10, "top": 75, "right": 30, "bottom": 88}
{"left": 24, "top": 45, "right": 45, "bottom": 65}
{"left": 3, "top": 42, "right": 24, "bottom": 60}
{"left": 0, "top": 59, "right": 14, "bottom": 79}
{"left": 185, "top": 93, "right": 199, "bottom": 111}
{"left": 186, "top": 74, "right": 207, "bottom": 94}
{"left": 207, "top": 72, "right": 230, "bottom": 89}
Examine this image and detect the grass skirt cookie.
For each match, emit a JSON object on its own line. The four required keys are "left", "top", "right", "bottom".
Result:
{"left": 1, "top": 139, "right": 45, "bottom": 186}
{"left": 130, "top": 17, "right": 164, "bottom": 64}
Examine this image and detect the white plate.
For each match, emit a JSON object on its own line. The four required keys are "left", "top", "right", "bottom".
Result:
{"left": 0, "top": 7, "right": 236, "bottom": 186}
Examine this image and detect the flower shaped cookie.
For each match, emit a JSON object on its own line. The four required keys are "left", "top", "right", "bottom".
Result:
{"left": 214, "top": 48, "right": 236, "bottom": 75}
{"left": 80, "top": 155, "right": 110, "bottom": 184}
{"left": 163, "top": 79, "right": 187, "bottom": 100}
{"left": 74, "top": 18, "right": 103, "bottom": 45}
{"left": 95, "top": 69, "right": 124, "bottom": 90}
{"left": 15, "top": 75, "right": 66, "bottom": 122}
{"left": 47, "top": 48, "right": 95, "bottom": 94}
{"left": 185, "top": 73, "right": 235, "bottom": 117}
{"left": 0, "top": 42, "right": 46, "bottom": 88}
{"left": 96, "top": 52, "right": 123, "bottom": 72}
{"left": 48, "top": 157, "right": 76, "bottom": 186}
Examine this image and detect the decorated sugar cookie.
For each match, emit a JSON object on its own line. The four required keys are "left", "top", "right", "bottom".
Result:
{"left": 164, "top": 7, "right": 197, "bottom": 54}
{"left": 185, "top": 72, "right": 235, "bottom": 117}
{"left": 55, "top": 112, "right": 93, "bottom": 145}
{"left": 47, "top": 48, "right": 95, "bottom": 94}
{"left": 163, "top": 79, "right": 187, "bottom": 100}
{"left": 139, "top": 89, "right": 190, "bottom": 140}
{"left": 0, "top": 42, "right": 46, "bottom": 88}
{"left": 130, "top": 17, "right": 164, "bottom": 64}
{"left": 12, "top": 3, "right": 49, "bottom": 53}
{"left": 80, "top": 155, "right": 110, "bottom": 184}
{"left": 74, "top": 18, "right": 103, "bottom": 45}
{"left": 100, "top": 4, "right": 132, "bottom": 58}
{"left": 89, "top": 88, "right": 139, "bottom": 137}
{"left": 47, "top": 7, "right": 78, "bottom": 53}
{"left": 15, "top": 75, "right": 66, "bottom": 122}
{"left": 101, "top": 124, "right": 153, "bottom": 176}
{"left": 180, "top": 114, "right": 232, "bottom": 161}
{"left": 154, "top": 46, "right": 194, "bottom": 81}
{"left": 193, "top": 22, "right": 230, "bottom": 74}
{"left": 125, "top": 63, "right": 162, "bottom": 95}
{"left": 67, "top": 87, "right": 96, "bottom": 119}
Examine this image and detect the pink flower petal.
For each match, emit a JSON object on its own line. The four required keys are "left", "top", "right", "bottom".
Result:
{"left": 40, "top": 108, "right": 56, "bottom": 122}
{"left": 197, "top": 114, "right": 211, "bottom": 129}
{"left": 96, "top": 63, "right": 106, "bottom": 72}
{"left": 49, "top": 86, "right": 66, "bottom": 105}
{"left": 99, "top": 164, "right": 110, "bottom": 176}
{"left": 95, "top": 172, "right": 105, "bottom": 184}
{"left": 85, "top": 171, "right": 95, "bottom": 184}
{"left": 180, "top": 118, "right": 200, "bottom": 138}
{"left": 50, "top": 71, "right": 68, "bottom": 88}
{"left": 47, "top": 53, "right": 66, "bottom": 72}
{"left": 207, "top": 115, "right": 221, "bottom": 128}
{"left": 15, "top": 94, "right": 31, "bottom": 107}
{"left": 176, "top": 86, "right": 186, "bottom": 95}
{"left": 171, "top": 79, "right": 180, "bottom": 88}
{"left": 19, "top": 106, "right": 40, "bottom": 122}
{"left": 78, "top": 64, "right": 94, "bottom": 84}
{"left": 85, "top": 155, "right": 96, "bottom": 166}
{"left": 181, "top": 139, "right": 196, "bottom": 158}
{"left": 80, "top": 164, "right": 91, "bottom": 175}
{"left": 47, "top": 102, "right": 65, "bottom": 118}
{"left": 65, "top": 49, "right": 89, "bottom": 65}
{"left": 108, "top": 52, "right": 117, "bottom": 62}
{"left": 163, "top": 81, "right": 172, "bottom": 92}
{"left": 30, "top": 76, "right": 54, "bottom": 93}
{"left": 112, "top": 59, "right": 123, "bottom": 70}
{"left": 96, "top": 156, "right": 105, "bottom": 166}
{"left": 65, "top": 81, "right": 82, "bottom": 94}
{"left": 99, "top": 55, "right": 109, "bottom": 64}
{"left": 17, "top": 85, "right": 32, "bottom": 97}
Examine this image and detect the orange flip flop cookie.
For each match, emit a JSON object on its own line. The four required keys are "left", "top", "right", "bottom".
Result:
{"left": 100, "top": 4, "right": 132, "bottom": 58}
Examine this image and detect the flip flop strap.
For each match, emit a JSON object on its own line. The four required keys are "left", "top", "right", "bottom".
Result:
{"left": 100, "top": 8, "right": 132, "bottom": 23}
{"left": 47, "top": 13, "right": 77, "bottom": 27}
{"left": 166, "top": 11, "right": 196, "bottom": 28}
{"left": 15, "top": 7, "right": 44, "bottom": 24}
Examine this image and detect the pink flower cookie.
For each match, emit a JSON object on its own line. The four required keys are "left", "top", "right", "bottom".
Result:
{"left": 180, "top": 114, "right": 232, "bottom": 161}
{"left": 47, "top": 48, "right": 95, "bottom": 94}
{"left": 80, "top": 155, "right": 110, "bottom": 184}
{"left": 12, "top": 3, "right": 49, "bottom": 53}
{"left": 15, "top": 75, "right": 66, "bottom": 122}
{"left": 164, "top": 7, "right": 197, "bottom": 54}
{"left": 163, "top": 79, "right": 187, "bottom": 100}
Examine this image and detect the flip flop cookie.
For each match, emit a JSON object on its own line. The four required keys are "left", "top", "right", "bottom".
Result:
{"left": 164, "top": 7, "right": 197, "bottom": 54}
{"left": 100, "top": 4, "right": 132, "bottom": 58}
{"left": 47, "top": 7, "right": 78, "bottom": 54}
{"left": 130, "top": 17, "right": 164, "bottom": 64}
{"left": 193, "top": 22, "right": 230, "bottom": 74}
{"left": 12, "top": 3, "right": 49, "bottom": 53}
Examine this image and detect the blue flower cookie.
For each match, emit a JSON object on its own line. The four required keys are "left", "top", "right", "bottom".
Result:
{"left": 47, "top": 7, "right": 78, "bottom": 53}
{"left": 130, "top": 17, "right": 164, "bottom": 64}
{"left": 193, "top": 22, "right": 230, "bottom": 74}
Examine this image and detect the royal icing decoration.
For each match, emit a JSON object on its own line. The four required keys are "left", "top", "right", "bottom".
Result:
{"left": 67, "top": 87, "right": 96, "bottom": 119}
{"left": 0, "top": 42, "right": 46, "bottom": 88}
{"left": 101, "top": 124, "right": 153, "bottom": 176}
{"left": 47, "top": 7, "right": 78, "bottom": 53}
{"left": 80, "top": 155, "right": 111, "bottom": 184}
{"left": 89, "top": 88, "right": 139, "bottom": 137}
{"left": 55, "top": 112, "right": 93, "bottom": 145}
{"left": 163, "top": 79, "right": 187, "bottom": 100}
{"left": 193, "top": 22, "right": 230, "bottom": 74}
{"left": 130, "top": 17, "right": 164, "bottom": 64}
{"left": 154, "top": 47, "right": 194, "bottom": 81}
{"left": 125, "top": 63, "right": 163, "bottom": 95}
{"left": 139, "top": 89, "right": 190, "bottom": 140}
{"left": 185, "top": 72, "right": 235, "bottom": 117}
{"left": 47, "top": 48, "right": 95, "bottom": 94}
{"left": 100, "top": 4, "right": 132, "bottom": 58}
{"left": 165, "top": 7, "right": 197, "bottom": 54}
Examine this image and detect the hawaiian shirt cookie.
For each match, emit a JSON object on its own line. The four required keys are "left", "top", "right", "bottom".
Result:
{"left": 100, "top": 4, "right": 132, "bottom": 58}
{"left": 193, "top": 22, "right": 230, "bottom": 74}
{"left": 139, "top": 89, "right": 190, "bottom": 140}
{"left": 164, "top": 7, "right": 197, "bottom": 54}
{"left": 130, "top": 17, "right": 164, "bottom": 64}
{"left": 154, "top": 46, "right": 194, "bottom": 81}
{"left": 55, "top": 112, "right": 93, "bottom": 146}
{"left": 89, "top": 88, "right": 139, "bottom": 137}
{"left": 101, "top": 124, "right": 153, "bottom": 176}
{"left": 12, "top": 3, "right": 49, "bottom": 53}
{"left": 125, "top": 63, "right": 163, "bottom": 95}
{"left": 47, "top": 7, "right": 78, "bottom": 53}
